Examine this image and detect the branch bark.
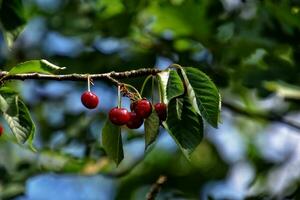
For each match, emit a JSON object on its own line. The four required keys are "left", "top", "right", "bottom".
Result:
{"left": 0, "top": 68, "right": 162, "bottom": 82}
{"left": 1, "top": 69, "right": 299, "bottom": 130}
{"left": 146, "top": 175, "right": 167, "bottom": 200}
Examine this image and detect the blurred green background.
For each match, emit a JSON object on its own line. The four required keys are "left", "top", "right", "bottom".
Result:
{"left": 1, "top": 0, "right": 300, "bottom": 199}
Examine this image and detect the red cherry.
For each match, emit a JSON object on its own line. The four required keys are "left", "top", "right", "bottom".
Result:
{"left": 81, "top": 91, "right": 99, "bottom": 109}
{"left": 126, "top": 112, "right": 144, "bottom": 129}
{"left": 109, "top": 107, "right": 130, "bottom": 125}
{"left": 0, "top": 125, "right": 3, "bottom": 137}
{"left": 154, "top": 103, "right": 167, "bottom": 121}
{"left": 134, "top": 99, "right": 152, "bottom": 118}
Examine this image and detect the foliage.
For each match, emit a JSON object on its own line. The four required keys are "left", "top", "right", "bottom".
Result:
{"left": 1, "top": 59, "right": 221, "bottom": 164}
{"left": 0, "top": 87, "right": 35, "bottom": 149}
{"left": 101, "top": 119, "right": 123, "bottom": 165}
{"left": 1, "top": 0, "right": 300, "bottom": 199}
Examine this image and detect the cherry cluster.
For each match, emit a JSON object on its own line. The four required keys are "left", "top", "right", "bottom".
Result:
{"left": 109, "top": 99, "right": 167, "bottom": 129}
{"left": 80, "top": 90, "right": 167, "bottom": 129}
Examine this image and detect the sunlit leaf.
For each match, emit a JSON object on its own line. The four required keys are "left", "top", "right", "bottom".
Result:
{"left": 8, "top": 59, "right": 65, "bottom": 75}
{"left": 157, "top": 70, "right": 170, "bottom": 103}
{"left": 0, "top": 88, "right": 35, "bottom": 149}
{"left": 3, "top": 99, "right": 35, "bottom": 144}
{"left": 180, "top": 67, "right": 221, "bottom": 128}
{"left": 167, "top": 70, "right": 184, "bottom": 101}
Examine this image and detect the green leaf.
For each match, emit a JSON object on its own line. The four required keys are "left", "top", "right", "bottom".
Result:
{"left": 144, "top": 109, "right": 160, "bottom": 149}
{"left": 0, "top": 94, "right": 9, "bottom": 112}
{"left": 163, "top": 95, "right": 203, "bottom": 158}
{"left": 181, "top": 67, "right": 221, "bottom": 128}
{"left": 0, "top": 88, "right": 35, "bottom": 147}
{"left": 0, "top": 87, "right": 18, "bottom": 112}
{"left": 157, "top": 70, "right": 170, "bottom": 103}
{"left": 101, "top": 119, "right": 124, "bottom": 165}
{"left": 3, "top": 98, "right": 35, "bottom": 144}
{"left": 8, "top": 60, "right": 66, "bottom": 75}
{"left": 175, "top": 97, "right": 183, "bottom": 119}
{"left": 167, "top": 70, "right": 184, "bottom": 101}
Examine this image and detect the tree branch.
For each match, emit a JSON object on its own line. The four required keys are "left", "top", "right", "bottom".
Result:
{"left": 2, "top": 68, "right": 300, "bottom": 130}
{"left": 146, "top": 175, "right": 167, "bottom": 200}
{"left": 223, "top": 102, "right": 300, "bottom": 130}
{"left": 0, "top": 68, "right": 162, "bottom": 82}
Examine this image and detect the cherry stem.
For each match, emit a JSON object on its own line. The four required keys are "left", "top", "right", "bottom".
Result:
{"left": 151, "top": 76, "right": 154, "bottom": 105}
{"left": 124, "top": 84, "right": 142, "bottom": 99}
{"left": 87, "top": 75, "right": 91, "bottom": 92}
{"left": 157, "top": 76, "right": 162, "bottom": 103}
{"left": 117, "top": 85, "right": 121, "bottom": 108}
{"left": 140, "top": 75, "right": 152, "bottom": 97}
{"left": 168, "top": 63, "right": 182, "bottom": 70}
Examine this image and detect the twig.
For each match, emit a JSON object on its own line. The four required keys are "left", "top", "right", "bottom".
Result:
{"left": 0, "top": 68, "right": 162, "bottom": 82}
{"left": 223, "top": 102, "right": 300, "bottom": 130}
{"left": 104, "top": 75, "right": 121, "bottom": 86}
{"left": 2, "top": 69, "right": 300, "bottom": 130}
{"left": 146, "top": 175, "right": 167, "bottom": 200}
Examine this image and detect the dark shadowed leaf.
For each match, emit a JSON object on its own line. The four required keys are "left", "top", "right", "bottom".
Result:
{"left": 0, "top": 0, "right": 26, "bottom": 31}
{"left": 144, "top": 109, "right": 160, "bottom": 149}
{"left": 163, "top": 94, "right": 203, "bottom": 159}
{"left": 175, "top": 97, "right": 183, "bottom": 119}
{"left": 101, "top": 119, "right": 124, "bottom": 165}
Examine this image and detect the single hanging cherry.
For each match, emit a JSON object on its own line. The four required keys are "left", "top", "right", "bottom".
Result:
{"left": 154, "top": 103, "right": 167, "bottom": 121}
{"left": 109, "top": 107, "right": 130, "bottom": 125}
{"left": 81, "top": 76, "right": 99, "bottom": 109}
{"left": 81, "top": 91, "right": 99, "bottom": 109}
